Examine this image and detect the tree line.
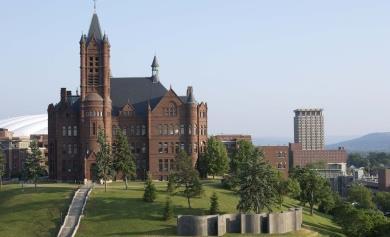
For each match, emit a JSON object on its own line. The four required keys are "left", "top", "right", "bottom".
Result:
{"left": 348, "top": 152, "right": 390, "bottom": 174}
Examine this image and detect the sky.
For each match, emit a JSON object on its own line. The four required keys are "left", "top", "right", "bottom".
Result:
{"left": 0, "top": 0, "right": 389, "bottom": 140}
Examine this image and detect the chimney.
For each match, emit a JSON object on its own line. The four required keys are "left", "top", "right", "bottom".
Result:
{"left": 61, "top": 88, "right": 67, "bottom": 102}
{"left": 67, "top": 91, "right": 72, "bottom": 97}
{"left": 186, "top": 86, "right": 193, "bottom": 97}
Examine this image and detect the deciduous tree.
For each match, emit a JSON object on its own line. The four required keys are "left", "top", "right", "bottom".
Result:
{"left": 291, "top": 167, "right": 331, "bottom": 215}
{"left": 374, "top": 192, "right": 390, "bottom": 213}
{"left": 202, "top": 137, "right": 228, "bottom": 178}
{"left": 348, "top": 184, "right": 375, "bottom": 209}
{"left": 96, "top": 129, "right": 113, "bottom": 192}
{"left": 170, "top": 150, "right": 202, "bottom": 208}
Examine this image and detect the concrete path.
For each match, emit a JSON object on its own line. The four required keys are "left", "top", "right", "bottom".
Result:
{"left": 57, "top": 185, "right": 92, "bottom": 237}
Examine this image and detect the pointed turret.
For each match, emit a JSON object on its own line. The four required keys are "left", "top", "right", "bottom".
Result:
{"left": 151, "top": 55, "right": 159, "bottom": 68}
{"left": 79, "top": 34, "right": 86, "bottom": 44}
{"left": 151, "top": 55, "right": 159, "bottom": 83}
{"left": 87, "top": 13, "right": 103, "bottom": 43}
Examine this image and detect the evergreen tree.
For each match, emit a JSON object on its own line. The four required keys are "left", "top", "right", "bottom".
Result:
{"left": 96, "top": 129, "right": 113, "bottom": 192}
{"left": 0, "top": 149, "right": 5, "bottom": 190}
{"left": 143, "top": 172, "right": 157, "bottom": 202}
{"left": 24, "top": 140, "right": 45, "bottom": 191}
{"left": 236, "top": 149, "right": 279, "bottom": 213}
{"left": 170, "top": 150, "right": 202, "bottom": 208}
{"left": 286, "top": 178, "right": 301, "bottom": 199}
{"left": 209, "top": 192, "right": 220, "bottom": 215}
{"left": 203, "top": 137, "right": 229, "bottom": 178}
{"left": 163, "top": 196, "right": 174, "bottom": 220}
{"left": 113, "top": 130, "right": 136, "bottom": 190}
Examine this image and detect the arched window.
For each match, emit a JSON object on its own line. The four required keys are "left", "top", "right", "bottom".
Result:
{"left": 194, "top": 124, "right": 197, "bottom": 135}
{"left": 168, "top": 103, "right": 177, "bottom": 116}
{"left": 188, "top": 125, "right": 192, "bottom": 135}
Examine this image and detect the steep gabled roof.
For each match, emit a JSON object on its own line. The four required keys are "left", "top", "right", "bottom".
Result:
{"left": 110, "top": 77, "right": 168, "bottom": 116}
{"left": 87, "top": 13, "right": 103, "bottom": 42}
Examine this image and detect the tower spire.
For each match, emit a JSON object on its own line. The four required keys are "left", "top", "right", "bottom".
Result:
{"left": 93, "top": 0, "right": 97, "bottom": 13}
{"left": 151, "top": 55, "right": 159, "bottom": 83}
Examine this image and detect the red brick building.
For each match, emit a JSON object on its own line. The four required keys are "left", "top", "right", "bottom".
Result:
{"left": 214, "top": 135, "right": 252, "bottom": 154}
{"left": 258, "top": 146, "right": 289, "bottom": 178}
{"left": 288, "top": 143, "right": 347, "bottom": 168}
{"left": 48, "top": 13, "right": 208, "bottom": 182}
{"left": 378, "top": 168, "right": 390, "bottom": 191}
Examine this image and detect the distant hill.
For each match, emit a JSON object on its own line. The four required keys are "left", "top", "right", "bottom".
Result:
{"left": 327, "top": 132, "right": 390, "bottom": 152}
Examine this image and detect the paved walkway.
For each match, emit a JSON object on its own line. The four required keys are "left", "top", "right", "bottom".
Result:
{"left": 57, "top": 185, "right": 91, "bottom": 237}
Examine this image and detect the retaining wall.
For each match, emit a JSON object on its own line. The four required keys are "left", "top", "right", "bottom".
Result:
{"left": 177, "top": 208, "right": 302, "bottom": 236}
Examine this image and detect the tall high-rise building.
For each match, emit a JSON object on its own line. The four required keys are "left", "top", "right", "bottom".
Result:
{"left": 293, "top": 109, "right": 324, "bottom": 150}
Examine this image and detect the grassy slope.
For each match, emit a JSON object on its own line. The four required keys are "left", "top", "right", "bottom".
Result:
{"left": 0, "top": 183, "right": 77, "bottom": 237}
{"left": 77, "top": 181, "right": 345, "bottom": 237}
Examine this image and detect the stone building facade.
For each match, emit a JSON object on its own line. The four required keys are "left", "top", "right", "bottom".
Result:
{"left": 48, "top": 13, "right": 208, "bottom": 182}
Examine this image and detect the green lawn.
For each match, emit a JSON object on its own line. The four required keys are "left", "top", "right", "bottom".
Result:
{"left": 77, "top": 181, "right": 345, "bottom": 237}
{"left": 0, "top": 183, "right": 78, "bottom": 237}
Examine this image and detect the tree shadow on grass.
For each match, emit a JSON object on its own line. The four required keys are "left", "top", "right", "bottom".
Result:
{"left": 0, "top": 192, "right": 73, "bottom": 237}
{"left": 107, "top": 224, "right": 176, "bottom": 236}
{"left": 303, "top": 221, "right": 345, "bottom": 237}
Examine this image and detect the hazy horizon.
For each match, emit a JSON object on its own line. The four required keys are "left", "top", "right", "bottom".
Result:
{"left": 1, "top": 1, "right": 389, "bottom": 138}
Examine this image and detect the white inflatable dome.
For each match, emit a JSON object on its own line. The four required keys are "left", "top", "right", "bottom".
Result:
{"left": 0, "top": 114, "right": 48, "bottom": 137}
